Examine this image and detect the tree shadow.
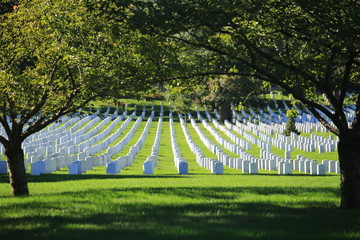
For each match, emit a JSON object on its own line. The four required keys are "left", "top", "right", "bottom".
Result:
{"left": 0, "top": 186, "right": 355, "bottom": 240}
{"left": 0, "top": 172, "right": 337, "bottom": 184}
{"left": 24, "top": 173, "right": 189, "bottom": 183}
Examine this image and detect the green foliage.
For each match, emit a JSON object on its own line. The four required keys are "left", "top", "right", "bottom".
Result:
{"left": 284, "top": 116, "right": 300, "bottom": 136}
{"left": 0, "top": 0, "right": 153, "bottom": 143}
{"left": 164, "top": 86, "right": 195, "bottom": 116}
{"left": 286, "top": 109, "right": 299, "bottom": 118}
{"left": 131, "top": 0, "right": 360, "bottom": 136}
{"left": 201, "top": 75, "right": 265, "bottom": 108}
{"left": 284, "top": 109, "right": 300, "bottom": 136}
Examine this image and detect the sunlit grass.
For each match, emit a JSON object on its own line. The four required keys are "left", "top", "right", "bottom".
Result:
{"left": 1, "top": 97, "right": 355, "bottom": 240}
{"left": 1, "top": 171, "right": 357, "bottom": 240}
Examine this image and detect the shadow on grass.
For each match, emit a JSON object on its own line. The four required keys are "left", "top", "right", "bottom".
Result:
{"left": 35, "top": 174, "right": 189, "bottom": 182}
{"left": 0, "top": 172, "right": 337, "bottom": 184}
{"left": 0, "top": 186, "right": 354, "bottom": 240}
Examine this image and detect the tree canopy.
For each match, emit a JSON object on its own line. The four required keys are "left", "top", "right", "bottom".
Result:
{"left": 0, "top": 0, "right": 156, "bottom": 196}
{"left": 0, "top": 0, "right": 154, "bottom": 145}
{"left": 132, "top": 0, "right": 359, "bottom": 136}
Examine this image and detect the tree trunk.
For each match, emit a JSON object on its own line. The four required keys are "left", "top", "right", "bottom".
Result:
{"left": 338, "top": 129, "right": 360, "bottom": 209}
{"left": 6, "top": 144, "right": 29, "bottom": 196}
{"left": 219, "top": 102, "right": 232, "bottom": 123}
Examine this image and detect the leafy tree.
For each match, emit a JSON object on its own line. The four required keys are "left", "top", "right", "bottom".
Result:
{"left": 165, "top": 86, "right": 195, "bottom": 123}
{"left": 131, "top": 0, "right": 360, "bottom": 208}
{"left": 200, "top": 75, "right": 265, "bottom": 122}
{"left": 0, "top": 0, "right": 152, "bottom": 196}
{"left": 284, "top": 109, "right": 300, "bottom": 136}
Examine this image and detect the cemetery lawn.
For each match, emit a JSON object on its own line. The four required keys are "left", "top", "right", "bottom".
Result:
{"left": 1, "top": 173, "right": 360, "bottom": 240}
{"left": 1, "top": 97, "right": 359, "bottom": 239}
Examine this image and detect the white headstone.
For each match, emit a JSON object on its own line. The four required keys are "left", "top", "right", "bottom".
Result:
{"left": 249, "top": 162, "right": 258, "bottom": 174}
{"left": 298, "top": 160, "right": 305, "bottom": 172}
{"left": 304, "top": 160, "right": 311, "bottom": 173}
{"left": 269, "top": 160, "right": 276, "bottom": 171}
{"left": 178, "top": 160, "right": 188, "bottom": 175}
{"left": 31, "top": 161, "right": 44, "bottom": 175}
{"left": 213, "top": 161, "right": 223, "bottom": 174}
{"left": 242, "top": 160, "right": 250, "bottom": 173}
{"left": 284, "top": 163, "right": 292, "bottom": 174}
{"left": 335, "top": 161, "right": 340, "bottom": 174}
{"left": 329, "top": 160, "right": 336, "bottom": 173}
{"left": 106, "top": 161, "right": 119, "bottom": 174}
{"left": 284, "top": 150, "right": 291, "bottom": 159}
{"left": 321, "top": 160, "right": 329, "bottom": 172}
{"left": 310, "top": 162, "right": 317, "bottom": 175}
{"left": 143, "top": 160, "right": 154, "bottom": 174}
{"left": 278, "top": 162, "right": 285, "bottom": 175}
{"left": 317, "top": 164, "right": 326, "bottom": 175}
{"left": 68, "top": 162, "right": 80, "bottom": 175}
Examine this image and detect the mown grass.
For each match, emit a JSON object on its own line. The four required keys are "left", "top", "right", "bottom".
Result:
{"left": 1, "top": 98, "right": 357, "bottom": 240}
{"left": 1, "top": 172, "right": 358, "bottom": 240}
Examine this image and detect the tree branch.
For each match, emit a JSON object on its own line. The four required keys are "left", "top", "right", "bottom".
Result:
{"left": 0, "top": 135, "right": 9, "bottom": 149}
{"left": 159, "top": 31, "right": 344, "bottom": 133}
{"left": 323, "top": 48, "right": 337, "bottom": 87}
{"left": 308, "top": 106, "right": 340, "bottom": 135}
{"left": 352, "top": 94, "right": 360, "bottom": 131}
{"left": 0, "top": 116, "right": 11, "bottom": 143}
{"left": 339, "top": 50, "right": 357, "bottom": 106}
{"left": 21, "top": 94, "right": 98, "bottom": 141}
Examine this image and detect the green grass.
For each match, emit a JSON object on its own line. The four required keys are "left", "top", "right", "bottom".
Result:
{"left": 1, "top": 172, "right": 359, "bottom": 240}
{"left": 1, "top": 97, "right": 357, "bottom": 240}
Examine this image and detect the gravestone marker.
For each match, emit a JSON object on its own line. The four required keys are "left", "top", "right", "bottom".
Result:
{"left": 249, "top": 162, "right": 258, "bottom": 174}
{"left": 143, "top": 160, "right": 154, "bottom": 174}
{"left": 242, "top": 160, "right": 250, "bottom": 173}
{"left": 31, "top": 161, "right": 45, "bottom": 176}
{"left": 178, "top": 160, "right": 188, "bottom": 175}
{"left": 317, "top": 164, "right": 326, "bottom": 175}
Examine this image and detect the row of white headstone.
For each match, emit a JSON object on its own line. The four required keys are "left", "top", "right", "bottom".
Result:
{"left": 205, "top": 116, "right": 251, "bottom": 150}
{"left": 189, "top": 113, "right": 231, "bottom": 171}
{"left": 200, "top": 118, "right": 248, "bottom": 159}
{"left": 190, "top": 112, "right": 259, "bottom": 174}
{"left": 142, "top": 104, "right": 164, "bottom": 174}
{"left": 7, "top": 103, "right": 190, "bottom": 176}
{"left": 105, "top": 110, "right": 151, "bottom": 174}
{"left": 28, "top": 114, "right": 102, "bottom": 175}
{"left": 237, "top": 93, "right": 355, "bottom": 134}
{"left": 143, "top": 115, "right": 162, "bottom": 174}
{"left": 0, "top": 95, "right": 343, "bottom": 175}
{"left": 225, "top": 120, "right": 273, "bottom": 151}
{"left": 179, "top": 114, "right": 223, "bottom": 174}
{"left": 198, "top": 108, "right": 339, "bottom": 175}
{"left": 24, "top": 108, "right": 121, "bottom": 153}
{"left": 30, "top": 106, "right": 146, "bottom": 175}
{"left": 195, "top": 112, "right": 268, "bottom": 174}
{"left": 168, "top": 112, "right": 188, "bottom": 174}
{"left": 29, "top": 109, "right": 128, "bottom": 175}
{"left": 230, "top": 117, "right": 338, "bottom": 154}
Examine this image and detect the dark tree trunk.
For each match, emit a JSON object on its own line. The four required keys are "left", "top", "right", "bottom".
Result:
{"left": 5, "top": 143, "right": 29, "bottom": 196}
{"left": 338, "top": 129, "right": 360, "bottom": 209}
{"left": 219, "top": 102, "right": 232, "bottom": 123}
